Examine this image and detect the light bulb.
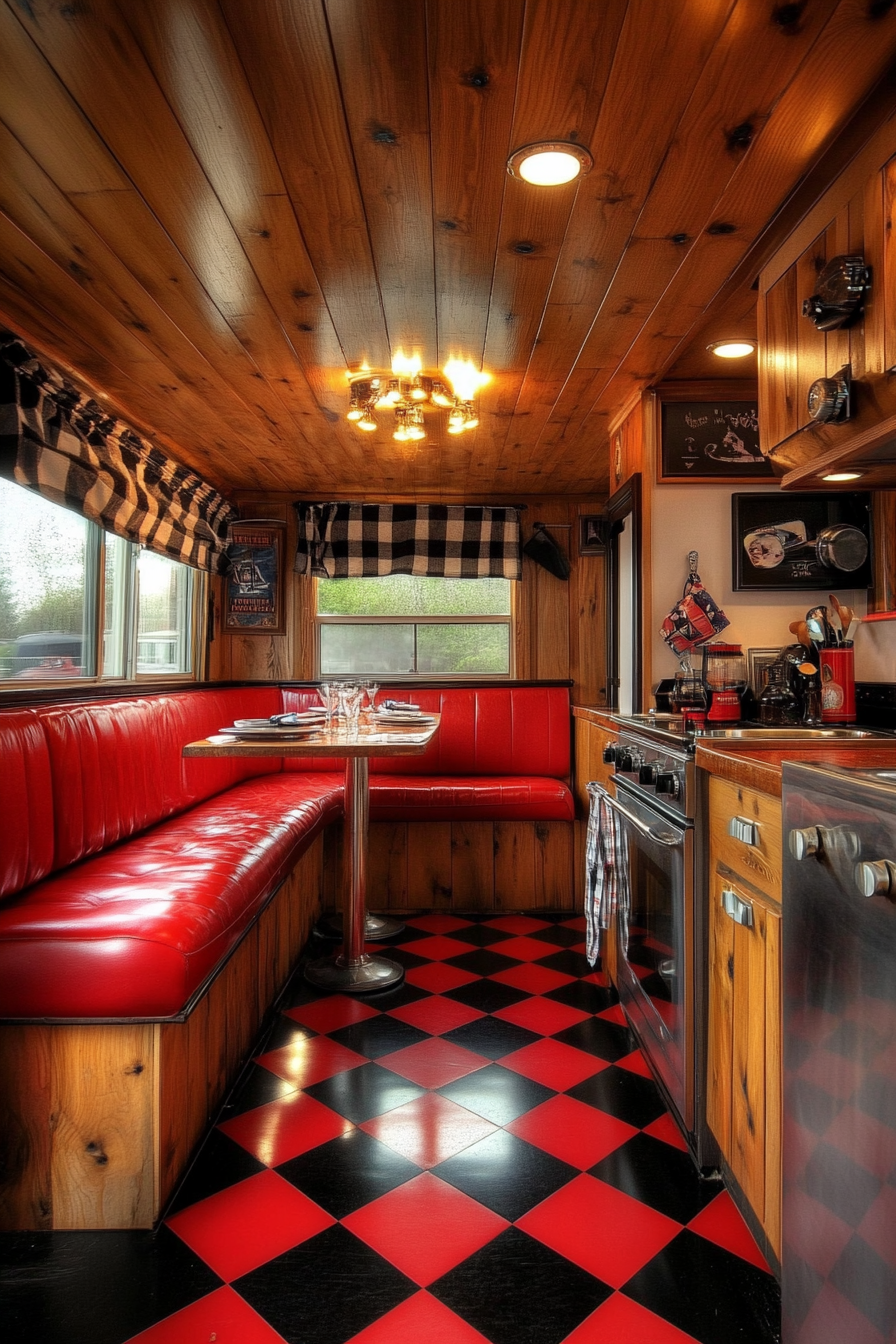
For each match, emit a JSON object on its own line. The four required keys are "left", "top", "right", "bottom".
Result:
{"left": 447, "top": 421, "right": 465, "bottom": 435}
{"left": 393, "top": 425, "right": 408, "bottom": 442}
{"left": 462, "top": 413, "right": 479, "bottom": 431}
{"left": 707, "top": 340, "right": 756, "bottom": 359}
{"left": 347, "top": 405, "right": 363, "bottom": 422}
{"left": 443, "top": 359, "right": 489, "bottom": 403}
{"left": 407, "top": 424, "right": 426, "bottom": 441}
{"left": 358, "top": 413, "right": 377, "bottom": 432}
{"left": 431, "top": 382, "right": 453, "bottom": 408}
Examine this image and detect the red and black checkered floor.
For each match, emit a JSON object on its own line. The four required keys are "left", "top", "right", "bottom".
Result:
{"left": 2, "top": 914, "right": 781, "bottom": 1344}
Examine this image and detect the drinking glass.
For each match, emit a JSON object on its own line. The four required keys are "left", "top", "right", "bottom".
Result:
{"left": 365, "top": 681, "right": 380, "bottom": 715}
{"left": 338, "top": 682, "right": 363, "bottom": 736}
{"left": 318, "top": 681, "right": 339, "bottom": 730}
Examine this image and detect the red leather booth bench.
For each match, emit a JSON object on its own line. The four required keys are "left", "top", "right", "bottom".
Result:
{"left": 0, "top": 683, "right": 573, "bottom": 1231}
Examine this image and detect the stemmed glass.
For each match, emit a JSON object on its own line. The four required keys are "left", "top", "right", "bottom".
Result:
{"left": 318, "top": 681, "right": 339, "bottom": 730}
{"left": 337, "top": 682, "right": 364, "bottom": 737}
{"left": 364, "top": 681, "right": 380, "bottom": 720}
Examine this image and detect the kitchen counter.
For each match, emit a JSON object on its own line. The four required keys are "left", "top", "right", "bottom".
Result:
{"left": 695, "top": 737, "right": 896, "bottom": 797}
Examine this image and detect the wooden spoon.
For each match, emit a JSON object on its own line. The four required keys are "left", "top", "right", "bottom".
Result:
{"left": 830, "top": 594, "right": 854, "bottom": 628}
{"left": 789, "top": 619, "right": 810, "bottom": 648}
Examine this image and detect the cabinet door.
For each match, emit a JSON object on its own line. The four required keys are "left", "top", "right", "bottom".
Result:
{"left": 707, "top": 868, "right": 781, "bottom": 1257}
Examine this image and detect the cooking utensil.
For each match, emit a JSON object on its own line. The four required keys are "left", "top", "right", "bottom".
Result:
{"left": 827, "top": 605, "right": 843, "bottom": 645}
{"left": 789, "top": 620, "right": 811, "bottom": 648}
{"left": 806, "top": 606, "right": 833, "bottom": 648}
{"left": 815, "top": 524, "right": 868, "bottom": 572}
{"left": 845, "top": 617, "right": 861, "bottom": 645}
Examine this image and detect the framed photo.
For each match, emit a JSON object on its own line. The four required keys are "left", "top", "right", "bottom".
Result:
{"left": 732, "top": 492, "right": 872, "bottom": 592}
{"left": 224, "top": 520, "right": 286, "bottom": 633}
{"left": 747, "top": 647, "right": 782, "bottom": 700}
{"left": 656, "top": 381, "right": 774, "bottom": 484}
{"left": 579, "top": 514, "right": 606, "bottom": 555}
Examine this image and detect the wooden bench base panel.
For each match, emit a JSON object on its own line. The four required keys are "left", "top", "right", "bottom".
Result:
{"left": 0, "top": 837, "right": 323, "bottom": 1231}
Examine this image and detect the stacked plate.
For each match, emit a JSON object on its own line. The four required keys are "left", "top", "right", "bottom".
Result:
{"left": 218, "top": 712, "right": 326, "bottom": 740}
{"left": 373, "top": 706, "right": 437, "bottom": 726}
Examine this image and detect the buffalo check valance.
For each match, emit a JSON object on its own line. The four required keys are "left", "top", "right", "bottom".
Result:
{"left": 294, "top": 501, "right": 522, "bottom": 580}
{"left": 0, "top": 331, "right": 237, "bottom": 574}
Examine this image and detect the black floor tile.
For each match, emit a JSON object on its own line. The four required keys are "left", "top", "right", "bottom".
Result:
{"left": 167, "top": 1128, "right": 267, "bottom": 1214}
{"left": 430, "top": 1226, "right": 612, "bottom": 1344}
{"left": 786, "top": 1077, "right": 845, "bottom": 1136}
{"left": 829, "top": 1235, "right": 896, "bottom": 1338}
{"left": 448, "top": 923, "right": 515, "bottom": 947}
{"left": 444, "top": 947, "right": 522, "bottom": 977}
{"left": 441, "top": 1015, "right": 541, "bottom": 1060}
{"left": 623, "top": 1229, "right": 781, "bottom": 1344}
{"left": 376, "top": 944, "right": 428, "bottom": 972}
{"left": 1, "top": 1227, "right": 221, "bottom": 1344}
{"left": 375, "top": 922, "right": 432, "bottom": 945}
{"left": 528, "top": 923, "right": 584, "bottom": 948}
{"left": 235, "top": 1224, "right": 415, "bottom": 1344}
{"left": 567, "top": 1064, "right": 668, "bottom": 1128}
{"left": 544, "top": 978, "right": 618, "bottom": 1014}
{"left": 590, "top": 1132, "right": 717, "bottom": 1224}
{"left": 359, "top": 980, "right": 430, "bottom": 1011}
{"left": 303, "top": 1061, "right": 425, "bottom": 1123}
{"left": 432, "top": 1129, "right": 577, "bottom": 1220}
{"left": 276, "top": 1128, "right": 419, "bottom": 1219}
{"left": 437, "top": 1062, "right": 555, "bottom": 1125}
{"left": 443, "top": 978, "right": 528, "bottom": 1014}
{"left": 534, "top": 948, "right": 593, "bottom": 977}
{"left": 329, "top": 1014, "right": 429, "bottom": 1059}
{"left": 552, "top": 1015, "right": 635, "bottom": 1061}
{"left": 258, "top": 1013, "right": 317, "bottom": 1052}
{"left": 800, "top": 1140, "right": 882, "bottom": 1227}
{"left": 220, "top": 1062, "right": 299, "bottom": 1119}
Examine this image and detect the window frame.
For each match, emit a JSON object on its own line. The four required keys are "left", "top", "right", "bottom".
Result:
{"left": 314, "top": 577, "right": 516, "bottom": 680}
{"left": 0, "top": 482, "right": 205, "bottom": 690}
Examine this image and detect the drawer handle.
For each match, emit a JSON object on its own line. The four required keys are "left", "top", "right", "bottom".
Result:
{"left": 728, "top": 815, "right": 759, "bottom": 847}
{"left": 722, "top": 887, "right": 754, "bottom": 928}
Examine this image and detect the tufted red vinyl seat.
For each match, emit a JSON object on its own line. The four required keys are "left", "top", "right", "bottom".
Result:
{"left": 369, "top": 775, "right": 574, "bottom": 822}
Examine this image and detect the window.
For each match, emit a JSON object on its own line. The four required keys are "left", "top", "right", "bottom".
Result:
{"left": 316, "top": 575, "right": 512, "bottom": 677}
{"left": 0, "top": 478, "right": 200, "bottom": 683}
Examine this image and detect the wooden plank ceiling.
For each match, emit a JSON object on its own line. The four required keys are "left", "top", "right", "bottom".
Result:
{"left": 1, "top": 0, "right": 896, "bottom": 498}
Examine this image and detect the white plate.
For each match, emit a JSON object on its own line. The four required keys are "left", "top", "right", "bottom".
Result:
{"left": 374, "top": 712, "right": 436, "bottom": 725}
{"left": 217, "top": 725, "right": 320, "bottom": 740}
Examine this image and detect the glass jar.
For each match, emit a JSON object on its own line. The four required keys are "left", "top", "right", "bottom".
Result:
{"left": 671, "top": 668, "right": 708, "bottom": 730}
{"left": 758, "top": 662, "right": 800, "bottom": 726}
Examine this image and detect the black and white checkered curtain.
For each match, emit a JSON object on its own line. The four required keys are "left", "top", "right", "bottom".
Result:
{"left": 0, "top": 331, "right": 237, "bottom": 573}
{"left": 294, "top": 502, "right": 522, "bottom": 580}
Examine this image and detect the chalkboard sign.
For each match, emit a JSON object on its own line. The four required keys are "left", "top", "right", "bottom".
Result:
{"left": 659, "top": 398, "right": 774, "bottom": 482}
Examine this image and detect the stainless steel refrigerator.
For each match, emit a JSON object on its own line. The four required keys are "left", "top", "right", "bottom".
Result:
{"left": 782, "top": 760, "right": 896, "bottom": 1344}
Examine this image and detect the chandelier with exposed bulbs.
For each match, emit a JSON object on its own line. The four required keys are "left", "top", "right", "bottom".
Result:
{"left": 346, "top": 351, "right": 490, "bottom": 442}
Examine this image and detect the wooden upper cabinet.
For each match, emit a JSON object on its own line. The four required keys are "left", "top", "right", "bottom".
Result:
{"left": 758, "top": 115, "right": 896, "bottom": 489}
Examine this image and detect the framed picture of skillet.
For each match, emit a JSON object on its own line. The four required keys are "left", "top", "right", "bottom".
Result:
{"left": 732, "top": 491, "right": 872, "bottom": 592}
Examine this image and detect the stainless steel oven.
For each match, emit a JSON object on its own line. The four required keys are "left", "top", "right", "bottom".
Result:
{"left": 602, "top": 714, "right": 713, "bottom": 1165}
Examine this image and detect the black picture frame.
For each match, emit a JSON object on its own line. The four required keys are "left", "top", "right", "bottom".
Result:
{"left": 731, "top": 492, "right": 872, "bottom": 592}
{"left": 579, "top": 515, "right": 606, "bottom": 555}
{"left": 657, "top": 382, "right": 774, "bottom": 483}
{"left": 224, "top": 520, "right": 286, "bottom": 633}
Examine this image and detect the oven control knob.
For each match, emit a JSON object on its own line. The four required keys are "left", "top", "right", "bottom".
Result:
{"left": 639, "top": 762, "right": 658, "bottom": 786}
{"left": 855, "top": 860, "right": 896, "bottom": 899}
{"left": 603, "top": 743, "right": 621, "bottom": 764}
{"left": 655, "top": 770, "right": 681, "bottom": 799}
{"left": 619, "top": 751, "right": 642, "bottom": 773}
{"left": 789, "top": 827, "right": 822, "bottom": 861}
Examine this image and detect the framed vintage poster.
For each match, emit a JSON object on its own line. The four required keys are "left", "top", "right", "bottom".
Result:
{"left": 578, "top": 514, "right": 606, "bottom": 555}
{"left": 224, "top": 520, "right": 286, "bottom": 633}
{"left": 656, "top": 381, "right": 774, "bottom": 484}
{"left": 732, "top": 492, "right": 872, "bottom": 592}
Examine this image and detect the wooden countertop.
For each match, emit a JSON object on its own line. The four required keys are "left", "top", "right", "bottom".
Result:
{"left": 572, "top": 705, "right": 616, "bottom": 727}
{"left": 696, "top": 738, "right": 896, "bottom": 797}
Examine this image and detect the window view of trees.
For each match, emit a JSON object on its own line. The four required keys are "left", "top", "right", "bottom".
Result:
{"left": 317, "top": 576, "right": 512, "bottom": 676}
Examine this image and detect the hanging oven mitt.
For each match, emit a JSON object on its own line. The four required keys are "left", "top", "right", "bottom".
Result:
{"left": 660, "top": 552, "right": 729, "bottom": 657}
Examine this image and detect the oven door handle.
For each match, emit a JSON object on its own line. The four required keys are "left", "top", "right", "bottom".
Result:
{"left": 603, "top": 793, "right": 682, "bottom": 847}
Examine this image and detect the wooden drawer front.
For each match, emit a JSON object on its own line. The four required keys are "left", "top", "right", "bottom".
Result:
{"left": 709, "top": 775, "right": 782, "bottom": 900}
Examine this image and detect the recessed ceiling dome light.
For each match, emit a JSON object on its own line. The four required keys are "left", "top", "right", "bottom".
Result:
{"left": 822, "top": 471, "right": 863, "bottom": 482}
{"left": 507, "top": 141, "right": 593, "bottom": 186}
{"left": 707, "top": 339, "right": 756, "bottom": 358}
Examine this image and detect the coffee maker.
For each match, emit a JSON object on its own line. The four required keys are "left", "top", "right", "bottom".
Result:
{"left": 701, "top": 642, "right": 748, "bottom": 722}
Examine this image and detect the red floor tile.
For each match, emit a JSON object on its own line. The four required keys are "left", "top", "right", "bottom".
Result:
{"left": 408, "top": 934, "right": 478, "bottom": 960}
{"left": 124, "top": 1286, "right": 289, "bottom": 1344}
{"left": 491, "top": 934, "right": 559, "bottom": 961}
{"left": 387, "top": 994, "right": 485, "bottom": 1035}
{"left": 404, "top": 961, "right": 482, "bottom": 993}
{"left": 561, "top": 916, "right": 587, "bottom": 932}
{"left": 615, "top": 1048, "right": 652, "bottom": 1078}
{"left": 220, "top": 1089, "right": 353, "bottom": 1166}
{"left": 824, "top": 1103, "right": 896, "bottom": 1181}
{"left": 255, "top": 1035, "right": 367, "bottom": 1087}
{"left": 641, "top": 1112, "right": 689, "bottom": 1153}
{"left": 776, "top": 1188, "right": 850, "bottom": 1278}
{"left": 345, "top": 1290, "right": 492, "bottom": 1343}
{"left": 360, "top": 1092, "right": 497, "bottom": 1168}
{"left": 487, "top": 914, "right": 552, "bottom": 934}
{"left": 285, "top": 995, "right": 379, "bottom": 1033}
{"left": 582, "top": 970, "right": 608, "bottom": 987}
{"left": 687, "top": 1189, "right": 770, "bottom": 1272}
{"left": 493, "top": 995, "right": 590, "bottom": 1035}
{"left": 562, "top": 1291, "right": 700, "bottom": 1342}
{"left": 342, "top": 1172, "right": 508, "bottom": 1285}
{"left": 383, "top": 1036, "right": 489, "bottom": 1088}
{"left": 501, "top": 1037, "right": 609, "bottom": 1091}
{"left": 507, "top": 1094, "right": 638, "bottom": 1169}
{"left": 517, "top": 1174, "right": 681, "bottom": 1288}
{"left": 406, "top": 913, "right": 473, "bottom": 933}
{"left": 597, "top": 1003, "right": 628, "bottom": 1027}
{"left": 795, "top": 1280, "right": 887, "bottom": 1344}
{"left": 166, "top": 1170, "right": 334, "bottom": 1282}
{"left": 489, "top": 962, "right": 576, "bottom": 994}
{"left": 857, "top": 1184, "right": 896, "bottom": 1270}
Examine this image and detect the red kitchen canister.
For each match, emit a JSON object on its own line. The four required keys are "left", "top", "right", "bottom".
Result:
{"left": 819, "top": 647, "right": 856, "bottom": 723}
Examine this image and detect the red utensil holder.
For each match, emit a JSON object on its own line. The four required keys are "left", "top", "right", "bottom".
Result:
{"left": 820, "top": 648, "right": 856, "bottom": 723}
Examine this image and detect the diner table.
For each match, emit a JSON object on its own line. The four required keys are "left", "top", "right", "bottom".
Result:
{"left": 183, "top": 715, "right": 440, "bottom": 992}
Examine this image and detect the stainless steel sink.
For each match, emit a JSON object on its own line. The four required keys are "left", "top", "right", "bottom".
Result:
{"left": 700, "top": 727, "right": 892, "bottom": 740}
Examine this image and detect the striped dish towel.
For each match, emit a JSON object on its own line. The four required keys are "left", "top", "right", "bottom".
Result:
{"left": 584, "top": 781, "right": 627, "bottom": 966}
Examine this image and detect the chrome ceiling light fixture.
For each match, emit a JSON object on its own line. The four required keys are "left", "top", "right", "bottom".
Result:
{"left": 507, "top": 141, "right": 593, "bottom": 186}
{"left": 706, "top": 339, "right": 757, "bottom": 359}
{"left": 346, "top": 351, "right": 490, "bottom": 442}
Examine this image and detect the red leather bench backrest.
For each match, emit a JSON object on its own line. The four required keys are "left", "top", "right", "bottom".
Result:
{"left": 0, "top": 688, "right": 281, "bottom": 892}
